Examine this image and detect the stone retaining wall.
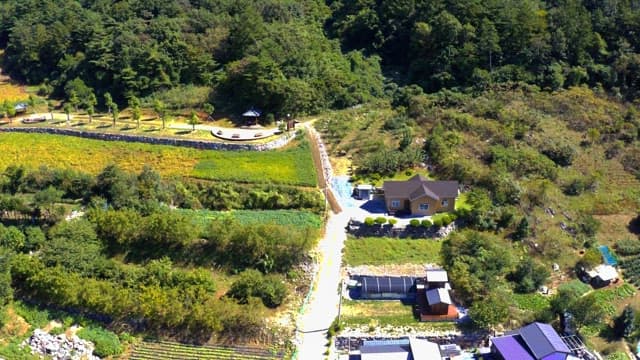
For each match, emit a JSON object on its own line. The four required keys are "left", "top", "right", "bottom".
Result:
{"left": 0, "top": 127, "right": 296, "bottom": 151}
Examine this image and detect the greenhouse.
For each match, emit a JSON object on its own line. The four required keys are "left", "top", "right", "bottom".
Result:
{"left": 356, "top": 276, "right": 417, "bottom": 300}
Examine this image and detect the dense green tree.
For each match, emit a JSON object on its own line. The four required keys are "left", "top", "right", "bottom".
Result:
{"left": 508, "top": 258, "right": 550, "bottom": 293}
{"left": 468, "top": 291, "right": 510, "bottom": 329}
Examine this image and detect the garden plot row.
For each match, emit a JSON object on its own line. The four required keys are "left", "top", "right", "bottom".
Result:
{"left": 130, "top": 341, "right": 283, "bottom": 360}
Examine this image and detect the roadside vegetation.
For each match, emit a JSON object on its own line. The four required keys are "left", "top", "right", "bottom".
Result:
{"left": 0, "top": 164, "right": 322, "bottom": 357}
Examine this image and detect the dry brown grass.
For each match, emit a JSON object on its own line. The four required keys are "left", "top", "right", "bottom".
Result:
{"left": 0, "top": 307, "right": 30, "bottom": 344}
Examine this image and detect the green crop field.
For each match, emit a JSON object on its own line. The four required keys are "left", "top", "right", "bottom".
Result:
{"left": 178, "top": 209, "right": 323, "bottom": 229}
{"left": 343, "top": 237, "right": 442, "bottom": 266}
{"left": 0, "top": 133, "right": 316, "bottom": 186}
{"left": 130, "top": 341, "right": 283, "bottom": 360}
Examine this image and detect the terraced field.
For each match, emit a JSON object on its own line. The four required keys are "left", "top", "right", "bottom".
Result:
{"left": 130, "top": 341, "right": 284, "bottom": 360}
{"left": 0, "top": 133, "right": 316, "bottom": 186}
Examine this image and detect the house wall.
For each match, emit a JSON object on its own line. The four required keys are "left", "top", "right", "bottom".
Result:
{"left": 430, "top": 303, "right": 449, "bottom": 315}
{"left": 385, "top": 198, "right": 410, "bottom": 213}
{"left": 361, "top": 292, "right": 412, "bottom": 300}
{"left": 409, "top": 196, "right": 456, "bottom": 216}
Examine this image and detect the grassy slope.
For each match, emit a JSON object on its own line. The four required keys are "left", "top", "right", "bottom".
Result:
{"left": 0, "top": 132, "right": 316, "bottom": 186}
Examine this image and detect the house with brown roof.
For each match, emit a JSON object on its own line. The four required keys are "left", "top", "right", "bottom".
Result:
{"left": 382, "top": 175, "right": 458, "bottom": 216}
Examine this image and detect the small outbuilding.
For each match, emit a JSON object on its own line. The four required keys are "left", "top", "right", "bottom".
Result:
{"left": 426, "top": 288, "right": 453, "bottom": 315}
{"left": 242, "top": 108, "right": 261, "bottom": 125}
{"left": 425, "top": 269, "right": 448, "bottom": 289}
{"left": 355, "top": 184, "right": 374, "bottom": 200}
{"left": 586, "top": 264, "right": 618, "bottom": 288}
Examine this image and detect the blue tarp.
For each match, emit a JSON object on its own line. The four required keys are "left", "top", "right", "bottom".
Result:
{"left": 599, "top": 245, "right": 618, "bottom": 266}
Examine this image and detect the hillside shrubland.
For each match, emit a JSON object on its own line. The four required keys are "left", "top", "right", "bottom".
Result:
{"left": 318, "top": 85, "right": 640, "bottom": 338}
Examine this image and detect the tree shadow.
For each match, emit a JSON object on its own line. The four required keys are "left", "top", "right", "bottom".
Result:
{"left": 144, "top": 127, "right": 159, "bottom": 133}
{"left": 628, "top": 215, "right": 640, "bottom": 235}
{"left": 96, "top": 123, "right": 112, "bottom": 129}
{"left": 71, "top": 122, "right": 86, "bottom": 127}
{"left": 120, "top": 126, "right": 135, "bottom": 131}
{"left": 174, "top": 130, "right": 192, "bottom": 135}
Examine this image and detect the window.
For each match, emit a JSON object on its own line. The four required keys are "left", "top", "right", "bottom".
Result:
{"left": 419, "top": 203, "right": 429, "bottom": 210}
{"left": 441, "top": 200, "right": 449, "bottom": 207}
{"left": 391, "top": 200, "right": 400, "bottom": 208}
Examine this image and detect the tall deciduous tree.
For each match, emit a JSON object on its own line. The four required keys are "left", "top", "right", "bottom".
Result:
{"left": 63, "top": 103, "right": 72, "bottom": 125}
{"left": 129, "top": 96, "right": 141, "bottom": 129}
{"left": 86, "top": 92, "right": 97, "bottom": 123}
{"left": 153, "top": 100, "right": 167, "bottom": 129}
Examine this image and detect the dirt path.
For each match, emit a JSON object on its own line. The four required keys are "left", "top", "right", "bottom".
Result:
{"left": 295, "top": 211, "right": 349, "bottom": 360}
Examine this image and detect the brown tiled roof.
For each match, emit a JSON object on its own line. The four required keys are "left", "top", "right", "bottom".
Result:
{"left": 383, "top": 175, "right": 458, "bottom": 200}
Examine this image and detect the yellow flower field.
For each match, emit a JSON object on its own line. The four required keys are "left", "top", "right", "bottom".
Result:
{"left": 0, "top": 133, "right": 317, "bottom": 186}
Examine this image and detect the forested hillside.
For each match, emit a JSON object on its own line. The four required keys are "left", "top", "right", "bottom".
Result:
{"left": 0, "top": 0, "right": 383, "bottom": 116}
{"left": 6, "top": 1, "right": 640, "bottom": 117}
{"left": 329, "top": 0, "right": 640, "bottom": 98}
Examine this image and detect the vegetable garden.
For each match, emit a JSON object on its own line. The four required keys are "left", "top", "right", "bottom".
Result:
{"left": 616, "top": 239, "right": 640, "bottom": 288}
{"left": 130, "top": 341, "right": 284, "bottom": 360}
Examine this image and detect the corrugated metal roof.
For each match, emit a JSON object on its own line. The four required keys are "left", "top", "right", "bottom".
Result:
{"left": 519, "top": 322, "right": 571, "bottom": 359}
{"left": 426, "top": 288, "right": 452, "bottom": 305}
{"left": 425, "top": 269, "right": 448, "bottom": 283}
{"left": 492, "top": 335, "right": 535, "bottom": 360}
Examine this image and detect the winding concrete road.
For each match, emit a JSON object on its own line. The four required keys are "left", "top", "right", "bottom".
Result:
{"left": 295, "top": 211, "right": 349, "bottom": 360}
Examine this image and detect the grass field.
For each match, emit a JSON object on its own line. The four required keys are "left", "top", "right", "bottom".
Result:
{"left": 340, "top": 300, "right": 457, "bottom": 331}
{"left": 342, "top": 237, "right": 442, "bottom": 266}
{"left": 178, "top": 209, "right": 323, "bottom": 229}
{"left": 0, "top": 133, "right": 316, "bottom": 186}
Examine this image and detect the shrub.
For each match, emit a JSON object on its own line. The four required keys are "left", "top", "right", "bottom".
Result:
{"left": 364, "top": 217, "right": 375, "bottom": 226}
{"left": 441, "top": 215, "right": 452, "bottom": 226}
{"left": 421, "top": 219, "right": 432, "bottom": 228}
{"left": 388, "top": 218, "right": 397, "bottom": 227}
{"left": 432, "top": 218, "right": 443, "bottom": 228}
{"left": 409, "top": 219, "right": 420, "bottom": 227}
{"left": 77, "top": 327, "right": 123, "bottom": 358}
{"left": 227, "top": 270, "right": 288, "bottom": 308}
{"left": 375, "top": 217, "right": 387, "bottom": 225}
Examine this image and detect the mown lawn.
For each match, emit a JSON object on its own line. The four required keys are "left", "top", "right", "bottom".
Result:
{"left": 343, "top": 237, "right": 442, "bottom": 266}
{"left": 0, "top": 133, "right": 316, "bottom": 186}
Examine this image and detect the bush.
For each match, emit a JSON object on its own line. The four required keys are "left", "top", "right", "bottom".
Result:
{"left": 227, "top": 270, "right": 288, "bottom": 308}
{"left": 364, "top": 217, "right": 375, "bottom": 226}
{"left": 409, "top": 219, "right": 421, "bottom": 227}
{"left": 432, "top": 218, "right": 443, "bottom": 228}
{"left": 441, "top": 215, "right": 452, "bottom": 226}
{"left": 77, "top": 327, "right": 123, "bottom": 358}
{"left": 421, "top": 219, "right": 432, "bottom": 228}
{"left": 388, "top": 218, "right": 397, "bottom": 227}
{"left": 375, "top": 217, "right": 387, "bottom": 225}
